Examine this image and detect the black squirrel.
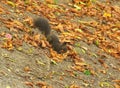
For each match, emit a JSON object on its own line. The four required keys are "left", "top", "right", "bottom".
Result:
{"left": 34, "top": 17, "right": 67, "bottom": 53}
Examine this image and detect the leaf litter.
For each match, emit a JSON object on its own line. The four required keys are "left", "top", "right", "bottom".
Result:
{"left": 0, "top": 0, "right": 120, "bottom": 87}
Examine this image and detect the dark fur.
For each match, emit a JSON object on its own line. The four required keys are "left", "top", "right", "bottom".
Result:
{"left": 34, "top": 17, "right": 67, "bottom": 53}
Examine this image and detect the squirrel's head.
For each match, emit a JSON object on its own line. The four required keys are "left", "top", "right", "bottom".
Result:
{"left": 58, "top": 42, "right": 67, "bottom": 54}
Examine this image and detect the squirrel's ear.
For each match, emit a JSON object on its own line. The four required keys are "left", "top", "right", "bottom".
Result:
{"left": 61, "top": 42, "right": 68, "bottom": 48}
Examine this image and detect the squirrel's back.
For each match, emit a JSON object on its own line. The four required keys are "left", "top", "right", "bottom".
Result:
{"left": 34, "top": 17, "right": 51, "bottom": 36}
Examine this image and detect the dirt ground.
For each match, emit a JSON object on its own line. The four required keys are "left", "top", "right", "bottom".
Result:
{"left": 0, "top": 0, "right": 120, "bottom": 88}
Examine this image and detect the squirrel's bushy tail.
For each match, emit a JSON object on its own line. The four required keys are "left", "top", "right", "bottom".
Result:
{"left": 34, "top": 17, "right": 51, "bottom": 36}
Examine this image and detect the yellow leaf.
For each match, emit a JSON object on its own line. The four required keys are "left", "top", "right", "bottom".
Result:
{"left": 100, "top": 82, "right": 111, "bottom": 87}
{"left": 74, "top": 4, "right": 81, "bottom": 10}
{"left": 103, "top": 12, "right": 111, "bottom": 17}
{"left": 7, "top": 1, "right": 16, "bottom": 7}
{"left": 17, "top": 47, "right": 23, "bottom": 51}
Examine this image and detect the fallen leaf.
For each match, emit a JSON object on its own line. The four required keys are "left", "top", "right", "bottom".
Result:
{"left": 24, "top": 82, "right": 33, "bottom": 87}
{"left": 24, "top": 66, "right": 31, "bottom": 72}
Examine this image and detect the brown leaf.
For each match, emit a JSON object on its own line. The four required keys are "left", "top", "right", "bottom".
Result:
{"left": 30, "top": 41, "right": 38, "bottom": 47}
{"left": 45, "top": 0, "right": 54, "bottom": 4}
{"left": 23, "top": 17, "right": 33, "bottom": 26}
{"left": 98, "top": 59, "right": 108, "bottom": 68}
{"left": 0, "top": 6, "right": 4, "bottom": 13}
{"left": 24, "top": 66, "right": 31, "bottom": 72}
{"left": 2, "top": 39, "right": 14, "bottom": 50}
{"left": 24, "top": 82, "right": 33, "bottom": 87}
{"left": 41, "top": 40, "right": 47, "bottom": 48}
{"left": 70, "top": 84, "right": 81, "bottom": 88}
{"left": 114, "top": 84, "right": 120, "bottom": 88}
{"left": 36, "top": 81, "right": 46, "bottom": 87}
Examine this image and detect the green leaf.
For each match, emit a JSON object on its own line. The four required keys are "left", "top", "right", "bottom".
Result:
{"left": 94, "top": 40, "right": 99, "bottom": 46}
{"left": 74, "top": 43, "right": 81, "bottom": 47}
{"left": 90, "top": 0, "right": 96, "bottom": 3}
{"left": 84, "top": 70, "right": 91, "bottom": 75}
{"left": 54, "top": 0, "right": 58, "bottom": 4}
